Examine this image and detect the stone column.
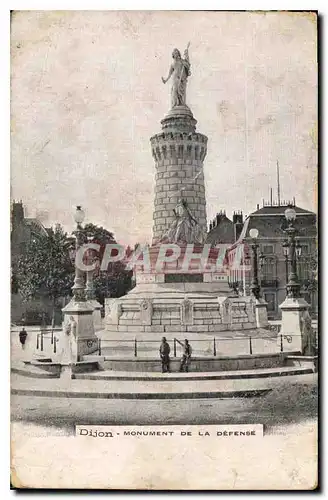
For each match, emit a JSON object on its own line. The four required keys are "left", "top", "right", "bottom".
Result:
{"left": 150, "top": 105, "right": 208, "bottom": 244}
{"left": 254, "top": 298, "right": 269, "bottom": 328}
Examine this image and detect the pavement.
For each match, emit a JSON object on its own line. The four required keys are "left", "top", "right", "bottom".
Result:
{"left": 11, "top": 374, "right": 318, "bottom": 434}
{"left": 11, "top": 369, "right": 317, "bottom": 400}
{"left": 11, "top": 325, "right": 281, "bottom": 364}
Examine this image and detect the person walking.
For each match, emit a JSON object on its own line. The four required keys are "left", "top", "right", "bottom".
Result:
{"left": 19, "top": 327, "right": 28, "bottom": 350}
{"left": 179, "top": 339, "right": 192, "bottom": 372}
{"left": 159, "top": 337, "right": 171, "bottom": 373}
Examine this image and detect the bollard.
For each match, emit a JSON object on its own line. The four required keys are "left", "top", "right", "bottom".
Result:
{"left": 174, "top": 339, "right": 177, "bottom": 357}
{"left": 134, "top": 338, "right": 137, "bottom": 357}
{"left": 98, "top": 339, "right": 101, "bottom": 356}
{"left": 51, "top": 330, "right": 54, "bottom": 345}
{"left": 213, "top": 337, "right": 217, "bottom": 356}
{"left": 280, "top": 334, "right": 283, "bottom": 353}
{"left": 249, "top": 336, "right": 253, "bottom": 355}
{"left": 40, "top": 333, "right": 44, "bottom": 351}
{"left": 36, "top": 334, "right": 39, "bottom": 350}
{"left": 53, "top": 336, "right": 57, "bottom": 354}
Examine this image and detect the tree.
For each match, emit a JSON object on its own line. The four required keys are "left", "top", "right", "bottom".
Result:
{"left": 80, "top": 223, "right": 133, "bottom": 303}
{"left": 16, "top": 224, "right": 74, "bottom": 325}
{"left": 301, "top": 248, "right": 318, "bottom": 294}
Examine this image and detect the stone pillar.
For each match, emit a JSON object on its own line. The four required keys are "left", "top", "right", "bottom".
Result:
{"left": 62, "top": 300, "right": 99, "bottom": 362}
{"left": 150, "top": 105, "right": 208, "bottom": 243}
{"left": 86, "top": 270, "right": 103, "bottom": 332}
{"left": 279, "top": 296, "right": 310, "bottom": 353}
{"left": 254, "top": 298, "right": 269, "bottom": 328}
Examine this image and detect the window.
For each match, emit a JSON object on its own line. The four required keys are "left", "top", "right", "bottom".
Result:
{"left": 264, "top": 293, "right": 276, "bottom": 312}
{"left": 298, "top": 259, "right": 310, "bottom": 280}
{"left": 178, "top": 145, "right": 184, "bottom": 159}
{"left": 261, "top": 257, "right": 276, "bottom": 280}
{"left": 195, "top": 146, "right": 199, "bottom": 160}
{"left": 262, "top": 244, "right": 274, "bottom": 254}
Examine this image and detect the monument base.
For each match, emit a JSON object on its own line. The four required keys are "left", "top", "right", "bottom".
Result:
{"left": 104, "top": 278, "right": 257, "bottom": 337}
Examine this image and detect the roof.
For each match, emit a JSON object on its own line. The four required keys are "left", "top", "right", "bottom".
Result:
{"left": 229, "top": 214, "right": 317, "bottom": 249}
{"left": 250, "top": 204, "right": 316, "bottom": 217}
{"left": 25, "top": 218, "right": 49, "bottom": 237}
{"left": 206, "top": 214, "right": 235, "bottom": 244}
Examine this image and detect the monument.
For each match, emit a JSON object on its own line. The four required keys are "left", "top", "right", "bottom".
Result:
{"left": 105, "top": 45, "right": 258, "bottom": 336}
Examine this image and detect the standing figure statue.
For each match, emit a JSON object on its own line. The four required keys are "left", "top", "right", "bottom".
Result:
{"left": 162, "top": 196, "right": 204, "bottom": 244}
{"left": 162, "top": 43, "right": 191, "bottom": 108}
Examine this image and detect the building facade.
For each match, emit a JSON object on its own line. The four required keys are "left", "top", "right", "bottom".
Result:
{"left": 207, "top": 200, "right": 317, "bottom": 320}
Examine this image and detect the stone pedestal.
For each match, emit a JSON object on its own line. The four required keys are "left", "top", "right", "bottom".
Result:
{"left": 88, "top": 299, "right": 103, "bottom": 332}
{"left": 279, "top": 296, "right": 310, "bottom": 353}
{"left": 254, "top": 298, "right": 268, "bottom": 328}
{"left": 62, "top": 299, "right": 99, "bottom": 361}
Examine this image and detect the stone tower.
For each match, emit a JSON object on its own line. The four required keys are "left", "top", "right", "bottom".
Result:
{"left": 150, "top": 106, "right": 208, "bottom": 244}
{"left": 104, "top": 46, "right": 259, "bottom": 338}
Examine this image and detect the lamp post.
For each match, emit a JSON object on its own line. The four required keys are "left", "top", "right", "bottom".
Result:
{"left": 282, "top": 240, "right": 289, "bottom": 284}
{"left": 249, "top": 228, "right": 260, "bottom": 299}
{"left": 61, "top": 206, "right": 98, "bottom": 369}
{"left": 283, "top": 207, "right": 302, "bottom": 299}
{"left": 278, "top": 207, "right": 310, "bottom": 355}
{"left": 72, "top": 206, "right": 86, "bottom": 302}
{"left": 85, "top": 236, "right": 100, "bottom": 301}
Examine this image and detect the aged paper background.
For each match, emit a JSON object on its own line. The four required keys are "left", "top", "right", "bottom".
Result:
{"left": 10, "top": 10, "right": 317, "bottom": 490}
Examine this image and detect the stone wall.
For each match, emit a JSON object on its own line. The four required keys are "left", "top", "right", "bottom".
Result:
{"left": 105, "top": 295, "right": 257, "bottom": 335}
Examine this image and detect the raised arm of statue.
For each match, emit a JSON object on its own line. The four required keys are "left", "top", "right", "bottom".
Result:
{"left": 184, "top": 42, "right": 190, "bottom": 63}
{"left": 162, "top": 64, "right": 174, "bottom": 84}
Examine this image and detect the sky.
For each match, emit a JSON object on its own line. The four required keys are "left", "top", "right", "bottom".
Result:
{"left": 11, "top": 11, "right": 317, "bottom": 245}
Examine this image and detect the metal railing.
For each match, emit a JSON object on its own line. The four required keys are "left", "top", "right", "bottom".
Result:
{"left": 35, "top": 327, "right": 61, "bottom": 354}
{"left": 96, "top": 332, "right": 318, "bottom": 358}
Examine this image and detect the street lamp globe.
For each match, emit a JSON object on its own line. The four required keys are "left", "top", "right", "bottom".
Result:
{"left": 285, "top": 207, "right": 296, "bottom": 221}
{"left": 249, "top": 228, "right": 259, "bottom": 239}
{"left": 74, "top": 206, "right": 85, "bottom": 225}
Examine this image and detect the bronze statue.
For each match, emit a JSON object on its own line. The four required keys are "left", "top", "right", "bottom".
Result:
{"left": 162, "top": 43, "right": 191, "bottom": 108}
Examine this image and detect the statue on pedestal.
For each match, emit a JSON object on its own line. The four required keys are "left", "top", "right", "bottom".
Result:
{"left": 161, "top": 196, "right": 204, "bottom": 244}
{"left": 162, "top": 43, "right": 191, "bottom": 108}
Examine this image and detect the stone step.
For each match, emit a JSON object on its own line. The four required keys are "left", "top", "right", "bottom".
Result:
{"left": 11, "top": 362, "right": 58, "bottom": 379}
{"left": 73, "top": 365, "right": 313, "bottom": 381}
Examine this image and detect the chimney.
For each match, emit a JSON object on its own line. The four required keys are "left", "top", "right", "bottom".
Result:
{"left": 233, "top": 211, "right": 244, "bottom": 242}
{"left": 11, "top": 201, "right": 24, "bottom": 226}
{"left": 256, "top": 203, "right": 259, "bottom": 210}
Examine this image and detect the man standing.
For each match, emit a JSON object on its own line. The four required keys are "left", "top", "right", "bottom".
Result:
{"left": 19, "top": 327, "right": 28, "bottom": 350}
{"left": 179, "top": 339, "right": 192, "bottom": 372}
{"left": 159, "top": 337, "right": 171, "bottom": 373}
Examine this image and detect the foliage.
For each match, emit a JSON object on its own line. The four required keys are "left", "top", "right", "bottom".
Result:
{"left": 301, "top": 248, "right": 318, "bottom": 293}
{"left": 82, "top": 223, "right": 115, "bottom": 247}
{"left": 16, "top": 224, "right": 74, "bottom": 303}
{"left": 15, "top": 220, "right": 134, "bottom": 308}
